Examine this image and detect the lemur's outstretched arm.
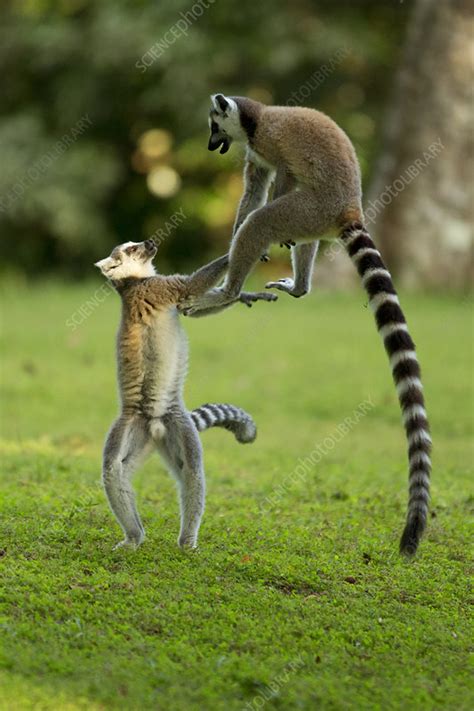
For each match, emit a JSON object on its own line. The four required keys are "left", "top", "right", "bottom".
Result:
{"left": 184, "top": 254, "right": 229, "bottom": 296}
{"left": 181, "top": 254, "right": 238, "bottom": 317}
{"left": 233, "top": 159, "right": 273, "bottom": 236}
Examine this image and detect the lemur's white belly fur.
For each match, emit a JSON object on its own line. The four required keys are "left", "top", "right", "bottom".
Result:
{"left": 141, "top": 308, "right": 187, "bottom": 419}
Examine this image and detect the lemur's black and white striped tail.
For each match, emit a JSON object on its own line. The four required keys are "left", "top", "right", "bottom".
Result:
{"left": 191, "top": 403, "right": 257, "bottom": 444}
{"left": 341, "top": 222, "right": 432, "bottom": 556}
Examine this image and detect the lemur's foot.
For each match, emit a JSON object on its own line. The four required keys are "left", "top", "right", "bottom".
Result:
{"left": 239, "top": 291, "right": 278, "bottom": 308}
{"left": 178, "top": 534, "right": 198, "bottom": 550}
{"left": 265, "top": 278, "right": 307, "bottom": 298}
{"left": 113, "top": 536, "right": 144, "bottom": 551}
{"left": 279, "top": 240, "right": 296, "bottom": 249}
{"left": 260, "top": 253, "right": 270, "bottom": 262}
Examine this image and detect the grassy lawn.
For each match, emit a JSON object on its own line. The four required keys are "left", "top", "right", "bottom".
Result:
{"left": 0, "top": 278, "right": 472, "bottom": 710}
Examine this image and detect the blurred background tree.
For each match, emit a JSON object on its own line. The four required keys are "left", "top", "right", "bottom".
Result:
{"left": 3, "top": 0, "right": 465, "bottom": 287}
{"left": 368, "top": 0, "right": 473, "bottom": 291}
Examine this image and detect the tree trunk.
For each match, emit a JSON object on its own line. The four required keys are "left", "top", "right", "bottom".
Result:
{"left": 367, "top": 0, "right": 473, "bottom": 290}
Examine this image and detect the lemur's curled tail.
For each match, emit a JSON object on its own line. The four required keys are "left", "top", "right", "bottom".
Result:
{"left": 191, "top": 403, "right": 257, "bottom": 444}
{"left": 341, "top": 222, "right": 432, "bottom": 556}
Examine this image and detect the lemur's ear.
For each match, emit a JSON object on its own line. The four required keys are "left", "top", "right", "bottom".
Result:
{"left": 212, "top": 93, "right": 229, "bottom": 114}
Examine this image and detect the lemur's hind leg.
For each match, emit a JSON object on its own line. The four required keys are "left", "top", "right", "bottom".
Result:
{"left": 225, "top": 189, "right": 331, "bottom": 298}
{"left": 156, "top": 409, "right": 205, "bottom": 549}
{"left": 102, "top": 415, "right": 153, "bottom": 549}
{"left": 266, "top": 241, "right": 319, "bottom": 297}
{"left": 182, "top": 189, "right": 330, "bottom": 314}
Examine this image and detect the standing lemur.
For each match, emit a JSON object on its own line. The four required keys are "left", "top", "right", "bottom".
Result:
{"left": 181, "top": 94, "right": 432, "bottom": 556}
{"left": 95, "top": 239, "right": 276, "bottom": 549}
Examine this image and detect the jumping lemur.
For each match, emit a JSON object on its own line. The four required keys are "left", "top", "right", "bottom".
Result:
{"left": 182, "top": 94, "right": 431, "bottom": 556}
{"left": 95, "top": 239, "right": 276, "bottom": 549}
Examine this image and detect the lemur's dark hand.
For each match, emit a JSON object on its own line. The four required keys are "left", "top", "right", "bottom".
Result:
{"left": 239, "top": 291, "right": 278, "bottom": 308}
{"left": 280, "top": 240, "right": 296, "bottom": 249}
{"left": 260, "top": 253, "right": 270, "bottom": 262}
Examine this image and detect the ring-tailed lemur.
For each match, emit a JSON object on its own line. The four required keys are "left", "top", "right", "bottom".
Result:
{"left": 95, "top": 239, "right": 275, "bottom": 549}
{"left": 182, "top": 94, "right": 431, "bottom": 556}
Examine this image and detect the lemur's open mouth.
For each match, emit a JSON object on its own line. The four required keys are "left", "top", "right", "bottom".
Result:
{"left": 208, "top": 134, "right": 230, "bottom": 154}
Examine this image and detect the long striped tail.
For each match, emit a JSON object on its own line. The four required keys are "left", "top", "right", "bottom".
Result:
{"left": 190, "top": 403, "right": 257, "bottom": 444}
{"left": 340, "top": 221, "right": 432, "bottom": 556}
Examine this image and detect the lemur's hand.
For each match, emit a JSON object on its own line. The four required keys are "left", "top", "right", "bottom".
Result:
{"left": 179, "top": 287, "right": 278, "bottom": 315}
{"left": 239, "top": 291, "right": 278, "bottom": 308}
{"left": 260, "top": 253, "right": 270, "bottom": 262}
{"left": 177, "top": 294, "right": 197, "bottom": 313}
{"left": 178, "top": 287, "right": 232, "bottom": 316}
{"left": 265, "top": 278, "right": 307, "bottom": 298}
{"left": 280, "top": 240, "right": 296, "bottom": 249}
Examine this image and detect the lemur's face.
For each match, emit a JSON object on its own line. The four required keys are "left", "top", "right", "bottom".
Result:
{"left": 95, "top": 240, "right": 157, "bottom": 280}
{"left": 208, "top": 94, "right": 244, "bottom": 154}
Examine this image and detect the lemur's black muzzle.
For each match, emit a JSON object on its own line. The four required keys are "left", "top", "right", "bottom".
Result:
{"left": 208, "top": 132, "right": 230, "bottom": 155}
{"left": 144, "top": 239, "right": 157, "bottom": 256}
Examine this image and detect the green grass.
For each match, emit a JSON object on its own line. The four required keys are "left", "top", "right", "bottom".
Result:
{"left": 0, "top": 279, "right": 473, "bottom": 710}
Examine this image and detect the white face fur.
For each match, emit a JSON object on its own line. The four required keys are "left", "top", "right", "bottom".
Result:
{"left": 208, "top": 94, "right": 245, "bottom": 154}
{"left": 95, "top": 240, "right": 157, "bottom": 281}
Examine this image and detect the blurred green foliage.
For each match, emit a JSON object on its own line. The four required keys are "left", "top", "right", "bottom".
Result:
{"left": 0, "top": 0, "right": 410, "bottom": 276}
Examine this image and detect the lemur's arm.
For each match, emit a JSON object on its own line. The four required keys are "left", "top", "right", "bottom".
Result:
{"left": 273, "top": 165, "right": 295, "bottom": 200}
{"left": 134, "top": 256, "right": 229, "bottom": 309}
{"left": 179, "top": 254, "right": 235, "bottom": 317}
{"left": 272, "top": 166, "right": 297, "bottom": 251}
{"left": 184, "top": 254, "right": 229, "bottom": 297}
{"left": 233, "top": 157, "right": 273, "bottom": 236}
